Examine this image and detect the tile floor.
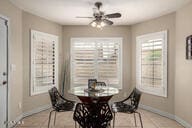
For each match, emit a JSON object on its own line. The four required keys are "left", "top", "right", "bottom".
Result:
{"left": 15, "top": 108, "right": 184, "bottom": 128}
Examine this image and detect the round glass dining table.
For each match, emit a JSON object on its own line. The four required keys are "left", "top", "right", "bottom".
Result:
{"left": 68, "top": 86, "right": 119, "bottom": 103}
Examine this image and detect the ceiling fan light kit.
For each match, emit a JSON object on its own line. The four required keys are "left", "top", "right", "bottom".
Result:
{"left": 77, "top": 2, "right": 121, "bottom": 29}
{"left": 90, "top": 20, "right": 106, "bottom": 28}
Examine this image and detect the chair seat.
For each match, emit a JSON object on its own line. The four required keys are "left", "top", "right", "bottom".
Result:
{"left": 55, "top": 100, "right": 76, "bottom": 111}
{"left": 111, "top": 102, "right": 135, "bottom": 113}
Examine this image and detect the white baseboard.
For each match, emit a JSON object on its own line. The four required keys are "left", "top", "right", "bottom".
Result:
{"left": 23, "top": 104, "right": 51, "bottom": 118}
{"left": 10, "top": 104, "right": 51, "bottom": 128}
{"left": 139, "top": 104, "right": 175, "bottom": 120}
{"left": 139, "top": 104, "right": 192, "bottom": 128}
{"left": 175, "top": 116, "right": 192, "bottom": 128}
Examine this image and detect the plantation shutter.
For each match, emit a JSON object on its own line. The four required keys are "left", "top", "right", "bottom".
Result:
{"left": 71, "top": 38, "right": 122, "bottom": 88}
{"left": 31, "top": 30, "right": 58, "bottom": 95}
{"left": 141, "top": 39, "right": 163, "bottom": 87}
{"left": 136, "top": 31, "right": 167, "bottom": 97}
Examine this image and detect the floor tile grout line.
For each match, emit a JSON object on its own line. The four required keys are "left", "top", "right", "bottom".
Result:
{"left": 139, "top": 109, "right": 159, "bottom": 128}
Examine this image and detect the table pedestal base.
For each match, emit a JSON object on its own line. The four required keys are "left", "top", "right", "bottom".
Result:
{"left": 73, "top": 102, "right": 113, "bottom": 128}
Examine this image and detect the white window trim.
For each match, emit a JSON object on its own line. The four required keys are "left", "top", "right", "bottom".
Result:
{"left": 136, "top": 31, "right": 167, "bottom": 97}
{"left": 30, "top": 30, "right": 59, "bottom": 96}
{"left": 70, "top": 37, "right": 123, "bottom": 89}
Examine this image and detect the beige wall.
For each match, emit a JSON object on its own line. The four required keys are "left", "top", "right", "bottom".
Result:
{"left": 175, "top": 2, "right": 192, "bottom": 125}
{"left": 131, "top": 13, "right": 176, "bottom": 114}
{"left": 62, "top": 26, "right": 132, "bottom": 101}
{"left": 22, "top": 11, "right": 63, "bottom": 113}
{"left": 0, "top": 0, "right": 23, "bottom": 121}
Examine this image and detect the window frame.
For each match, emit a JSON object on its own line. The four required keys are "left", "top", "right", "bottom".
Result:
{"left": 70, "top": 37, "right": 123, "bottom": 89}
{"left": 30, "top": 30, "right": 59, "bottom": 96}
{"left": 136, "top": 31, "right": 167, "bottom": 97}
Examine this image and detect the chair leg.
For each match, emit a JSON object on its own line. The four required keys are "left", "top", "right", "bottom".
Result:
{"left": 74, "top": 121, "right": 81, "bottom": 128}
{"left": 107, "top": 121, "right": 111, "bottom": 128}
{"left": 134, "top": 113, "right": 137, "bottom": 127}
{"left": 136, "top": 112, "right": 143, "bottom": 128}
{"left": 54, "top": 111, "right": 57, "bottom": 126}
{"left": 113, "top": 112, "right": 116, "bottom": 128}
{"left": 48, "top": 110, "right": 55, "bottom": 128}
{"left": 109, "top": 121, "right": 112, "bottom": 128}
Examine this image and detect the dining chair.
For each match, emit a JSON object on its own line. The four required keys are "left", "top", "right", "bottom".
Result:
{"left": 111, "top": 88, "right": 143, "bottom": 128}
{"left": 96, "top": 81, "right": 106, "bottom": 86}
{"left": 73, "top": 102, "right": 113, "bottom": 128}
{"left": 48, "top": 87, "right": 76, "bottom": 128}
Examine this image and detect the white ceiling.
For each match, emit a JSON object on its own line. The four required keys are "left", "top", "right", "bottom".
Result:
{"left": 10, "top": 0, "right": 191, "bottom": 25}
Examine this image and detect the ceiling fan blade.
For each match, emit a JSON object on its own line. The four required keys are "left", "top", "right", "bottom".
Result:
{"left": 103, "top": 19, "right": 113, "bottom": 25}
{"left": 105, "top": 13, "right": 121, "bottom": 18}
{"left": 76, "top": 16, "right": 93, "bottom": 19}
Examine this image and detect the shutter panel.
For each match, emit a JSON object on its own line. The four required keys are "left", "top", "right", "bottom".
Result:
{"left": 31, "top": 30, "right": 58, "bottom": 95}
{"left": 141, "top": 39, "right": 163, "bottom": 88}
{"left": 71, "top": 41, "right": 96, "bottom": 85}
{"left": 71, "top": 38, "right": 122, "bottom": 88}
{"left": 97, "top": 41, "right": 120, "bottom": 85}
{"left": 34, "top": 41, "right": 55, "bottom": 86}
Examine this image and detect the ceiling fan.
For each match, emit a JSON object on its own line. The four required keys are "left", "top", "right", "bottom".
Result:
{"left": 76, "top": 2, "right": 121, "bottom": 28}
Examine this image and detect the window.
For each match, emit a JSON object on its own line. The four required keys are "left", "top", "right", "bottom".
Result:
{"left": 31, "top": 30, "right": 58, "bottom": 95}
{"left": 136, "top": 31, "right": 167, "bottom": 97}
{"left": 71, "top": 38, "right": 122, "bottom": 88}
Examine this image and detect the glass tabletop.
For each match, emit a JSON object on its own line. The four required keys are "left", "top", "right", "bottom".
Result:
{"left": 68, "top": 86, "right": 119, "bottom": 97}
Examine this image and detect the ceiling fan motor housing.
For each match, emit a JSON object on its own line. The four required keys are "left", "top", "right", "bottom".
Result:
{"left": 94, "top": 11, "right": 104, "bottom": 19}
